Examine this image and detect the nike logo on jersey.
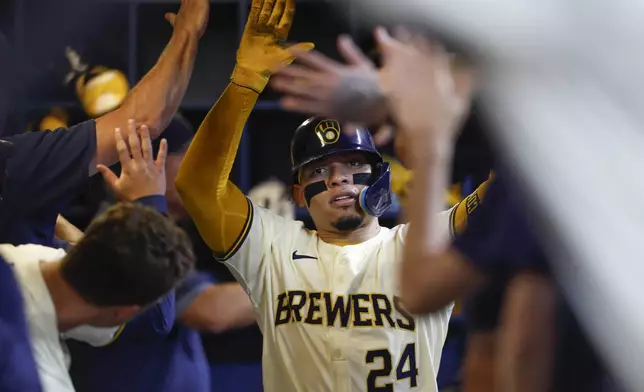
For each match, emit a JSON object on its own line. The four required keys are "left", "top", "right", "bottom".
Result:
{"left": 292, "top": 250, "right": 317, "bottom": 260}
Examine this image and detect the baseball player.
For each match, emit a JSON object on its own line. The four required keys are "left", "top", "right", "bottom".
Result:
{"left": 174, "top": 1, "right": 488, "bottom": 390}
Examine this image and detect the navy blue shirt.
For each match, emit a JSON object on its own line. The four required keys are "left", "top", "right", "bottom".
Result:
{"left": 0, "top": 122, "right": 96, "bottom": 246}
{"left": 69, "top": 271, "right": 213, "bottom": 392}
{"left": 452, "top": 176, "right": 548, "bottom": 275}
{"left": 0, "top": 122, "right": 96, "bottom": 392}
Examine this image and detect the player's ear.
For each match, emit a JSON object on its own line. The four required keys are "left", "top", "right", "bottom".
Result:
{"left": 292, "top": 184, "right": 307, "bottom": 208}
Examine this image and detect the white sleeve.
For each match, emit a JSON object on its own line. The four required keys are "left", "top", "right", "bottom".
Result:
{"left": 219, "top": 200, "right": 303, "bottom": 306}
{"left": 397, "top": 206, "right": 455, "bottom": 241}
{"left": 428, "top": 303, "right": 454, "bottom": 372}
{"left": 61, "top": 325, "right": 121, "bottom": 347}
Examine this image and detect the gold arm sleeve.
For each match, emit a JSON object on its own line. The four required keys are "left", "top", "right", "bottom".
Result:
{"left": 449, "top": 177, "right": 493, "bottom": 236}
{"left": 175, "top": 82, "right": 260, "bottom": 258}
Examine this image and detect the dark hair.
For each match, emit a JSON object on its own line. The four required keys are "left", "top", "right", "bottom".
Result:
{"left": 60, "top": 202, "right": 194, "bottom": 307}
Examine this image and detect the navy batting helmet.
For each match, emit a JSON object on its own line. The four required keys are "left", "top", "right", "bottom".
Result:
{"left": 290, "top": 117, "right": 392, "bottom": 217}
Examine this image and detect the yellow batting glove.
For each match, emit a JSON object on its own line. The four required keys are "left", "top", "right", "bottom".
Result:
{"left": 232, "top": 0, "right": 314, "bottom": 93}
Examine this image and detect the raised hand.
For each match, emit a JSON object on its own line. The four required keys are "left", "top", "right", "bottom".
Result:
{"left": 270, "top": 35, "right": 388, "bottom": 127}
{"left": 165, "top": 0, "right": 210, "bottom": 39}
{"left": 234, "top": 0, "right": 314, "bottom": 89}
{"left": 375, "top": 27, "right": 475, "bottom": 149}
{"left": 97, "top": 119, "right": 168, "bottom": 202}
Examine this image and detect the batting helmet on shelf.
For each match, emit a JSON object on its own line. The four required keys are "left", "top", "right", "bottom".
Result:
{"left": 248, "top": 179, "right": 295, "bottom": 220}
{"left": 39, "top": 107, "right": 69, "bottom": 131}
{"left": 290, "top": 117, "right": 392, "bottom": 217}
{"left": 64, "top": 47, "right": 130, "bottom": 118}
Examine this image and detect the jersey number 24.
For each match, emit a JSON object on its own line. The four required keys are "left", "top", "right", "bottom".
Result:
{"left": 366, "top": 343, "right": 418, "bottom": 391}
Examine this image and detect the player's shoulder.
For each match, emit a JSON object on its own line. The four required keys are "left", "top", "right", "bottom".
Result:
{"left": 0, "top": 244, "right": 65, "bottom": 265}
{"left": 383, "top": 224, "right": 404, "bottom": 241}
{"left": 62, "top": 324, "right": 122, "bottom": 347}
{"left": 5, "top": 120, "right": 96, "bottom": 147}
{"left": 4, "top": 121, "right": 96, "bottom": 179}
{"left": 389, "top": 207, "right": 454, "bottom": 243}
{"left": 250, "top": 200, "right": 307, "bottom": 234}
{"left": 416, "top": 300, "right": 454, "bottom": 326}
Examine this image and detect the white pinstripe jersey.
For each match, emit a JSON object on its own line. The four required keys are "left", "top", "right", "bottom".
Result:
{"left": 1, "top": 244, "right": 120, "bottom": 392}
{"left": 222, "top": 201, "right": 455, "bottom": 392}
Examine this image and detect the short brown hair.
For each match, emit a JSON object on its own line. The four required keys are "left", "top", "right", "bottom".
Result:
{"left": 60, "top": 202, "right": 194, "bottom": 307}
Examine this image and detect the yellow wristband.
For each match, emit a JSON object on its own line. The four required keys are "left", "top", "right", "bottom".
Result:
{"left": 231, "top": 66, "right": 268, "bottom": 94}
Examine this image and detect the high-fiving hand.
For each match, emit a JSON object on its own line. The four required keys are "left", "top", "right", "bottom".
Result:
{"left": 270, "top": 35, "right": 387, "bottom": 127}
{"left": 233, "top": 0, "right": 314, "bottom": 92}
{"left": 375, "top": 27, "right": 475, "bottom": 147}
{"left": 270, "top": 25, "right": 475, "bottom": 164}
{"left": 97, "top": 119, "right": 168, "bottom": 202}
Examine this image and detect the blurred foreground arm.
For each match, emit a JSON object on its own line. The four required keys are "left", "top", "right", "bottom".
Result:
{"left": 496, "top": 272, "right": 556, "bottom": 392}
{"left": 367, "top": 28, "right": 481, "bottom": 313}
{"left": 271, "top": 35, "right": 388, "bottom": 128}
{"left": 175, "top": 0, "right": 311, "bottom": 256}
{"left": 93, "top": 0, "right": 208, "bottom": 171}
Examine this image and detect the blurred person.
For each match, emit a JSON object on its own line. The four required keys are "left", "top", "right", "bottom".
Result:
{"left": 68, "top": 117, "right": 256, "bottom": 392}
{"left": 5, "top": 124, "right": 195, "bottom": 392}
{"left": 387, "top": 156, "right": 473, "bottom": 392}
{"left": 175, "top": 1, "right": 489, "bottom": 390}
{"left": 365, "top": 28, "right": 619, "bottom": 392}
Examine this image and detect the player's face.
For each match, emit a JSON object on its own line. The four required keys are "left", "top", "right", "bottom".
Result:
{"left": 295, "top": 152, "right": 372, "bottom": 232}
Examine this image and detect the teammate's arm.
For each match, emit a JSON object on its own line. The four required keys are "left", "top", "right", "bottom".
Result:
{"left": 92, "top": 0, "right": 208, "bottom": 174}
{"left": 460, "top": 274, "right": 508, "bottom": 392}
{"left": 366, "top": 27, "right": 480, "bottom": 314}
{"left": 496, "top": 272, "right": 556, "bottom": 392}
{"left": 175, "top": 0, "right": 311, "bottom": 257}
{"left": 96, "top": 119, "right": 176, "bottom": 340}
{"left": 179, "top": 281, "right": 255, "bottom": 333}
{"left": 401, "top": 148, "right": 488, "bottom": 314}
{"left": 54, "top": 215, "right": 83, "bottom": 246}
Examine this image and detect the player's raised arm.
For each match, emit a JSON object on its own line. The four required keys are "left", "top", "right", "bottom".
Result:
{"left": 447, "top": 178, "right": 492, "bottom": 237}
{"left": 92, "top": 0, "right": 208, "bottom": 173}
{"left": 364, "top": 27, "right": 482, "bottom": 313}
{"left": 175, "top": 0, "right": 312, "bottom": 260}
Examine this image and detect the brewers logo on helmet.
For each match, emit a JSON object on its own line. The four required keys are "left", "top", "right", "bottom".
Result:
{"left": 290, "top": 117, "right": 393, "bottom": 217}
{"left": 64, "top": 47, "right": 130, "bottom": 118}
{"left": 314, "top": 119, "right": 341, "bottom": 146}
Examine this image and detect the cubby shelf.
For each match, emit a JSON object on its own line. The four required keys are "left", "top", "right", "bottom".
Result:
{"left": 9, "top": 0, "right": 365, "bottom": 221}
{"left": 7, "top": 0, "right": 488, "bottom": 226}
